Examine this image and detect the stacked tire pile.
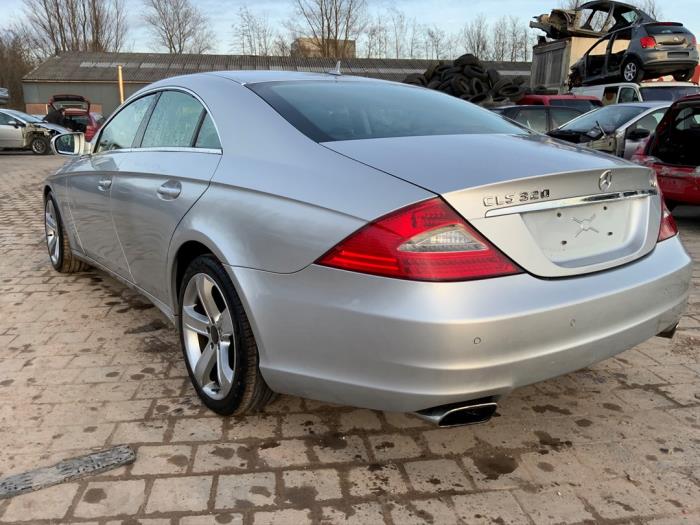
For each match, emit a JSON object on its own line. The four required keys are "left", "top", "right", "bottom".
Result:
{"left": 403, "top": 54, "right": 527, "bottom": 107}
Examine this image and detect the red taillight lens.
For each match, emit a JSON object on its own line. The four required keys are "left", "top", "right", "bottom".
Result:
{"left": 317, "top": 198, "right": 522, "bottom": 281}
{"left": 691, "top": 35, "right": 697, "bottom": 46}
{"left": 640, "top": 36, "right": 657, "bottom": 49}
{"left": 658, "top": 199, "right": 678, "bottom": 242}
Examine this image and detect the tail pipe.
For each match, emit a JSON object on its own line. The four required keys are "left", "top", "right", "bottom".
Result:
{"left": 414, "top": 398, "right": 498, "bottom": 427}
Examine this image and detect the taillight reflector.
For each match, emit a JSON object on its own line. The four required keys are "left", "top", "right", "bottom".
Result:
{"left": 317, "top": 198, "right": 522, "bottom": 281}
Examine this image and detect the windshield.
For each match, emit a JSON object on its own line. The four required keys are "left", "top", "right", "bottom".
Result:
{"left": 4, "top": 109, "right": 42, "bottom": 123}
{"left": 549, "top": 99, "right": 601, "bottom": 111}
{"left": 640, "top": 86, "right": 700, "bottom": 101}
{"left": 557, "top": 105, "right": 646, "bottom": 133}
{"left": 249, "top": 81, "right": 526, "bottom": 142}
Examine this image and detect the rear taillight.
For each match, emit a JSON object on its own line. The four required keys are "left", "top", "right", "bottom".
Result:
{"left": 640, "top": 36, "right": 657, "bottom": 49}
{"left": 317, "top": 198, "right": 522, "bottom": 281}
{"left": 691, "top": 35, "right": 697, "bottom": 46}
{"left": 658, "top": 199, "right": 678, "bottom": 242}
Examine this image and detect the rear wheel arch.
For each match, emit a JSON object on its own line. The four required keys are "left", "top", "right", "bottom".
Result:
{"left": 172, "top": 240, "right": 217, "bottom": 307}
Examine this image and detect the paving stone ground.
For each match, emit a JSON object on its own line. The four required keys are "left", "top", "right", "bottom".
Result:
{"left": 0, "top": 153, "right": 698, "bottom": 525}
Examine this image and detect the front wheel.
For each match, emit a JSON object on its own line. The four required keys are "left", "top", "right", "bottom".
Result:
{"left": 673, "top": 69, "right": 694, "bottom": 82}
{"left": 31, "top": 136, "right": 49, "bottom": 155}
{"left": 622, "top": 59, "right": 644, "bottom": 83}
{"left": 179, "top": 255, "right": 274, "bottom": 415}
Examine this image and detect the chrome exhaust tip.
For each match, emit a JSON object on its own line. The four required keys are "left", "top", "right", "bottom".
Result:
{"left": 415, "top": 398, "right": 498, "bottom": 428}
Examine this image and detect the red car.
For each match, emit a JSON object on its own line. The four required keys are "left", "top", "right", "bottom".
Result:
{"left": 47, "top": 94, "right": 104, "bottom": 141}
{"left": 517, "top": 94, "right": 603, "bottom": 112}
{"left": 632, "top": 94, "right": 700, "bottom": 207}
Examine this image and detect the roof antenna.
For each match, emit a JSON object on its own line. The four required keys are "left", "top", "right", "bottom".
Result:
{"left": 327, "top": 60, "right": 342, "bottom": 76}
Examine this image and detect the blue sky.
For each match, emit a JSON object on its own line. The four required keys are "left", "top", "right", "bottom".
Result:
{"left": 2, "top": 0, "right": 700, "bottom": 54}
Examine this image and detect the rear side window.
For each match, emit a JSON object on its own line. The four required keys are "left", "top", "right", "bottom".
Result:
{"left": 195, "top": 113, "right": 221, "bottom": 149}
{"left": 96, "top": 94, "right": 155, "bottom": 153}
{"left": 249, "top": 81, "right": 525, "bottom": 142}
{"left": 142, "top": 91, "right": 204, "bottom": 148}
{"left": 550, "top": 108, "right": 582, "bottom": 129}
{"left": 513, "top": 108, "right": 548, "bottom": 133}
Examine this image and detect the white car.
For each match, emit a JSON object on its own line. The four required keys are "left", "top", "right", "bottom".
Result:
{"left": 0, "top": 109, "right": 69, "bottom": 154}
{"left": 573, "top": 81, "right": 700, "bottom": 104}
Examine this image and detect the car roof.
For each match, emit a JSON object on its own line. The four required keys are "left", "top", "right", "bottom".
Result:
{"left": 207, "top": 70, "right": 384, "bottom": 85}
{"left": 639, "top": 81, "right": 700, "bottom": 88}
{"left": 613, "top": 101, "right": 671, "bottom": 108}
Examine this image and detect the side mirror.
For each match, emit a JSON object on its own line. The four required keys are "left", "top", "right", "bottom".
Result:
{"left": 627, "top": 128, "right": 651, "bottom": 141}
{"left": 7, "top": 119, "right": 24, "bottom": 128}
{"left": 51, "top": 132, "right": 91, "bottom": 156}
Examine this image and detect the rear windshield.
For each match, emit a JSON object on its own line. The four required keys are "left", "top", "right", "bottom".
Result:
{"left": 645, "top": 23, "right": 688, "bottom": 35}
{"left": 549, "top": 99, "right": 601, "bottom": 111}
{"left": 248, "top": 80, "right": 525, "bottom": 142}
{"left": 640, "top": 86, "right": 700, "bottom": 101}
{"left": 558, "top": 105, "right": 646, "bottom": 133}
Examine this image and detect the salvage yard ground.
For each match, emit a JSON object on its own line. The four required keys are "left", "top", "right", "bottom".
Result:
{"left": 0, "top": 153, "right": 699, "bottom": 525}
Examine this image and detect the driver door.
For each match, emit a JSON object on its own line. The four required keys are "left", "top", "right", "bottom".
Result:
{"left": 0, "top": 113, "right": 25, "bottom": 148}
{"left": 584, "top": 35, "right": 612, "bottom": 83}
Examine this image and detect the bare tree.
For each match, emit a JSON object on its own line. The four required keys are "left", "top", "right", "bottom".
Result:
{"left": 287, "top": 0, "right": 367, "bottom": 58}
{"left": 631, "top": 0, "right": 662, "bottom": 19}
{"left": 142, "top": 0, "right": 215, "bottom": 54}
{"left": 387, "top": 7, "right": 406, "bottom": 59}
{"left": 425, "top": 24, "right": 447, "bottom": 59}
{"left": 407, "top": 19, "right": 422, "bottom": 58}
{"left": 20, "top": 0, "right": 127, "bottom": 57}
{"left": 272, "top": 34, "right": 291, "bottom": 56}
{"left": 491, "top": 16, "right": 509, "bottom": 61}
{"left": 460, "top": 14, "right": 490, "bottom": 60}
{"left": 0, "top": 27, "right": 36, "bottom": 109}
{"left": 363, "top": 16, "right": 388, "bottom": 58}
{"left": 232, "top": 5, "right": 275, "bottom": 55}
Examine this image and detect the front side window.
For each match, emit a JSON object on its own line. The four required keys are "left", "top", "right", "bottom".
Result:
{"left": 141, "top": 91, "right": 204, "bottom": 148}
{"left": 249, "top": 81, "right": 525, "bottom": 142}
{"left": 559, "top": 105, "right": 646, "bottom": 134}
{"left": 96, "top": 94, "right": 155, "bottom": 153}
{"left": 618, "top": 87, "right": 640, "bottom": 103}
{"left": 630, "top": 109, "right": 666, "bottom": 134}
{"left": 550, "top": 108, "right": 582, "bottom": 128}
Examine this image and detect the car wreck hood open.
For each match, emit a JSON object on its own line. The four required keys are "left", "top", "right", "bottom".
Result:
{"left": 530, "top": 0, "right": 655, "bottom": 40}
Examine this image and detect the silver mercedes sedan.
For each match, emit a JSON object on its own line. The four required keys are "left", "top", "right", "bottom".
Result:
{"left": 44, "top": 71, "right": 692, "bottom": 426}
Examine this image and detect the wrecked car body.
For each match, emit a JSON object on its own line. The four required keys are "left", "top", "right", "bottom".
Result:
{"left": 531, "top": 1, "right": 655, "bottom": 40}
{"left": 0, "top": 109, "right": 68, "bottom": 154}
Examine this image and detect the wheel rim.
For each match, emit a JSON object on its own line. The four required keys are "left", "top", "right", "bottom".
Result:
{"left": 33, "top": 139, "right": 46, "bottom": 154}
{"left": 182, "top": 273, "right": 236, "bottom": 400}
{"left": 624, "top": 63, "right": 637, "bottom": 81}
{"left": 44, "top": 199, "right": 60, "bottom": 265}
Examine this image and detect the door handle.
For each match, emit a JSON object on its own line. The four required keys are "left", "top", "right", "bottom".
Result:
{"left": 97, "top": 177, "right": 112, "bottom": 191}
{"left": 157, "top": 181, "right": 182, "bottom": 199}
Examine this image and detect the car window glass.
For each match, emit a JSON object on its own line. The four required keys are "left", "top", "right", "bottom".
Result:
{"left": 618, "top": 88, "right": 639, "bottom": 103}
{"left": 673, "top": 107, "right": 700, "bottom": 131}
{"left": 559, "top": 105, "right": 646, "bottom": 134}
{"left": 550, "top": 108, "right": 582, "bottom": 129}
{"left": 142, "top": 91, "right": 203, "bottom": 148}
{"left": 513, "top": 109, "right": 549, "bottom": 133}
{"left": 249, "top": 81, "right": 525, "bottom": 142}
{"left": 579, "top": 8, "right": 613, "bottom": 32}
{"left": 195, "top": 113, "right": 221, "bottom": 149}
{"left": 630, "top": 109, "right": 665, "bottom": 134}
{"left": 96, "top": 95, "right": 155, "bottom": 153}
{"left": 549, "top": 99, "right": 599, "bottom": 111}
{"left": 602, "top": 86, "right": 619, "bottom": 105}
{"left": 0, "top": 113, "right": 12, "bottom": 125}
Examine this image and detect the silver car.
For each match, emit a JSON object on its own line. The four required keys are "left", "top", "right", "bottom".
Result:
{"left": 44, "top": 71, "right": 691, "bottom": 426}
{"left": 0, "top": 109, "right": 69, "bottom": 154}
{"left": 548, "top": 101, "right": 670, "bottom": 159}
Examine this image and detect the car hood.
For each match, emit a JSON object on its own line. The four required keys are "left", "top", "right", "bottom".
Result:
{"left": 322, "top": 133, "right": 632, "bottom": 195}
{"left": 35, "top": 122, "right": 70, "bottom": 133}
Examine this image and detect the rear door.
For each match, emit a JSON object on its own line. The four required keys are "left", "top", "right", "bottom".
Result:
{"left": 109, "top": 89, "right": 222, "bottom": 304}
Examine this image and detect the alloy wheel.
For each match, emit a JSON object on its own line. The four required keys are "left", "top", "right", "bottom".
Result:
{"left": 32, "top": 139, "right": 47, "bottom": 154}
{"left": 44, "top": 199, "right": 60, "bottom": 266}
{"left": 182, "top": 273, "right": 236, "bottom": 400}
{"left": 624, "top": 63, "right": 637, "bottom": 82}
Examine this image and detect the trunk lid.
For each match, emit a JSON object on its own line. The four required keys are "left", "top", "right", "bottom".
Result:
{"left": 645, "top": 23, "right": 693, "bottom": 47}
{"left": 324, "top": 134, "right": 662, "bottom": 278}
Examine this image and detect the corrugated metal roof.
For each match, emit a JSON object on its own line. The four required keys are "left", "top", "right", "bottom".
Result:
{"left": 24, "top": 52, "right": 532, "bottom": 84}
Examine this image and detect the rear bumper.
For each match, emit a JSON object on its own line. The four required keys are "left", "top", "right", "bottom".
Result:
{"left": 641, "top": 50, "right": 699, "bottom": 72}
{"left": 659, "top": 174, "right": 700, "bottom": 205}
{"left": 227, "top": 236, "right": 692, "bottom": 412}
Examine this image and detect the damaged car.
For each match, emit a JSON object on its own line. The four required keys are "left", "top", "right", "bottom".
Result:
{"left": 0, "top": 108, "right": 68, "bottom": 154}
{"left": 569, "top": 23, "right": 699, "bottom": 86}
{"left": 548, "top": 101, "right": 669, "bottom": 158}
{"left": 632, "top": 94, "right": 700, "bottom": 207}
{"left": 531, "top": 1, "right": 654, "bottom": 40}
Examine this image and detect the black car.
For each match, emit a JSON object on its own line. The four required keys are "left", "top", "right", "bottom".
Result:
{"left": 570, "top": 23, "right": 699, "bottom": 87}
{"left": 492, "top": 105, "right": 585, "bottom": 133}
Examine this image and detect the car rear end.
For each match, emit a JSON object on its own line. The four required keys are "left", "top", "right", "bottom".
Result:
{"left": 638, "top": 23, "right": 699, "bottom": 76}
{"left": 235, "top": 79, "right": 692, "bottom": 416}
{"left": 632, "top": 95, "right": 700, "bottom": 205}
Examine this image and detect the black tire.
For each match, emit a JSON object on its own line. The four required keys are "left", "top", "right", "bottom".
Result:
{"left": 404, "top": 73, "right": 426, "bottom": 86}
{"left": 621, "top": 58, "right": 644, "bottom": 83}
{"left": 486, "top": 68, "right": 501, "bottom": 87}
{"left": 426, "top": 79, "right": 442, "bottom": 90}
{"left": 178, "top": 255, "right": 273, "bottom": 415}
{"left": 44, "top": 193, "right": 89, "bottom": 273}
{"left": 455, "top": 53, "right": 481, "bottom": 67}
{"left": 673, "top": 69, "right": 694, "bottom": 82}
{"left": 469, "top": 77, "right": 488, "bottom": 95}
{"left": 450, "top": 74, "right": 470, "bottom": 95}
{"left": 462, "top": 65, "right": 488, "bottom": 81}
{"left": 31, "top": 136, "right": 49, "bottom": 155}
